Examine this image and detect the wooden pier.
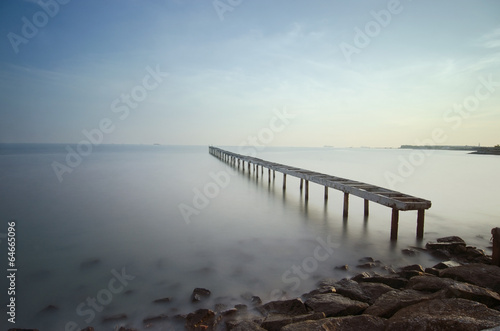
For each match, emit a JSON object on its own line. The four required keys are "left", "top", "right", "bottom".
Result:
{"left": 209, "top": 146, "right": 432, "bottom": 240}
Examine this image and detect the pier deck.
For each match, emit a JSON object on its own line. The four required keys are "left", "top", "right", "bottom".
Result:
{"left": 209, "top": 146, "right": 432, "bottom": 240}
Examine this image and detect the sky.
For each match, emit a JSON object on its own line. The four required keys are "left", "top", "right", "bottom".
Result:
{"left": 0, "top": 0, "right": 499, "bottom": 147}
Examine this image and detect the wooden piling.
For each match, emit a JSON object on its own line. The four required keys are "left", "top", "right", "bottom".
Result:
{"left": 417, "top": 209, "right": 425, "bottom": 239}
{"left": 300, "top": 179, "right": 303, "bottom": 191}
{"left": 364, "top": 199, "right": 369, "bottom": 216}
{"left": 305, "top": 180, "right": 309, "bottom": 201}
{"left": 492, "top": 228, "right": 500, "bottom": 266}
{"left": 324, "top": 186, "right": 328, "bottom": 200}
{"left": 343, "top": 193, "right": 349, "bottom": 217}
{"left": 283, "top": 174, "right": 287, "bottom": 190}
{"left": 391, "top": 209, "right": 399, "bottom": 241}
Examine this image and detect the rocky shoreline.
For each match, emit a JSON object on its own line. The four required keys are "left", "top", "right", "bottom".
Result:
{"left": 11, "top": 236, "right": 500, "bottom": 331}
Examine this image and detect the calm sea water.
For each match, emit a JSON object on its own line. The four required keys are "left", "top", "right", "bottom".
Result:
{"left": 0, "top": 144, "right": 499, "bottom": 330}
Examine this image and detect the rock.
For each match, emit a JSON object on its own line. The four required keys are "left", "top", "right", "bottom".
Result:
{"left": 401, "top": 264, "right": 425, "bottom": 273}
{"left": 117, "top": 328, "right": 138, "bottom": 331}
{"left": 401, "top": 248, "right": 418, "bottom": 256}
{"left": 439, "top": 264, "right": 500, "bottom": 293}
{"left": 185, "top": 309, "right": 217, "bottom": 331}
{"left": 433, "top": 260, "right": 462, "bottom": 269}
{"left": 332, "top": 278, "right": 371, "bottom": 303}
{"left": 359, "top": 257, "right": 375, "bottom": 263}
{"left": 380, "top": 265, "right": 397, "bottom": 274}
{"left": 424, "top": 267, "right": 440, "bottom": 276}
{"left": 437, "top": 236, "right": 466, "bottom": 244}
{"left": 143, "top": 313, "right": 168, "bottom": 324}
{"left": 351, "top": 272, "right": 373, "bottom": 282}
{"left": 152, "top": 297, "right": 171, "bottom": 304}
{"left": 8, "top": 329, "right": 41, "bottom": 331}
{"left": 335, "top": 264, "right": 349, "bottom": 271}
{"left": 191, "top": 288, "right": 211, "bottom": 302}
{"left": 399, "top": 270, "right": 424, "bottom": 279}
{"left": 281, "top": 315, "right": 386, "bottom": 331}
{"left": 257, "top": 298, "right": 308, "bottom": 316}
{"left": 304, "top": 293, "right": 368, "bottom": 317}
{"left": 260, "top": 312, "right": 325, "bottom": 331}
{"left": 230, "top": 320, "right": 266, "bottom": 331}
{"left": 386, "top": 298, "right": 500, "bottom": 330}
{"left": 102, "top": 314, "right": 127, "bottom": 322}
{"left": 302, "top": 286, "right": 336, "bottom": 299}
{"left": 426, "top": 241, "right": 467, "bottom": 254}
{"left": 364, "top": 289, "right": 444, "bottom": 318}
{"left": 357, "top": 275, "right": 408, "bottom": 289}
{"left": 250, "top": 296, "right": 262, "bottom": 305}
{"left": 79, "top": 328, "right": 94, "bottom": 331}
{"left": 317, "top": 278, "right": 338, "bottom": 288}
{"left": 357, "top": 262, "right": 377, "bottom": 269}
{"left": 408, "top": 276, "right": 500, "bottom": 307}
{"left": 234, "top": 304, "right": 248, "bottom": 311}
{"left": 358, "top": 282, "right": 394, "bottom": 304}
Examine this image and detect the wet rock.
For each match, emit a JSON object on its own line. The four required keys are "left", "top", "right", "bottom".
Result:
{"left": 424, "top": 267, "right": 440, "bottom": 276}
{"left": 357, "top": 262, "right": 378, "bottom": 269}
{"left": 260, "top": 312, "right": 325, "bottom": 331}
{"left": 191, "top": 287, "right": 211, "bottom": 302}
{"left": 426, "top": 241, "right": 467, "bottom": 254}
{"left": 358, "top": 282, "right": 394, "bottom": 304}
{"left": 234, "top": 304, "right": 248, "bottom": 311}
{"left": 302, "top": 286, "right": 336, "bottom": 299}
{"left": 401, "top": 248, "right": 418, "bottom": 256}
{"left": 399, "top": 265, "right": 425, "bottom": 279}
{"left": 408, "top": 275, "right": 500, "bottom": 307}
{"left": 152, "top": 297, "right": 171, "bottom": 304}
{"left": 380, "top": 265, "right": 397, "bottom": 274}
{"left": 80, "top": 258, "right": 100, "bottom": 270}
{"left": 335, "top": 264, "right": 349, "bottom": 271}
{"left": 304, "top": 293, "right": 368, "bottom": 317}
{"left": 437, "top": 236, "right": 466, "bottom": 244}
{"left": 230, "top": 320, "right": 266, "bottom": 331}
{"left": 357, "top": 274, "right": 408, "bottom": 289}
{"left": 386, "top": 298, "right": 500, "bottom": 330}
{"left": 364, "top": 289, "right": 444, "bottom": 318}
{"left": 257, "top": 298, "right": 308, "bottom": 316}
{"left": 117, "top": 328, "right": 138, "bottom": 331}
{"left": 439, "top": 264, "right": 500, "bottom": 293}
{"left": 8, "top": 329, "right": 41, "bottom": 331}
{"left": 185, "top": 309, "right": 217, "bottom": 331}
{"left": 143, "top": 313, "right": 168, "bottom": 324}
{"left": 281, "top": 315, "right": 386, "bottom": 331}
{"left": 317, "top": 278, "right": 338, "bottom": 288}
{"left": 333, "top": 278, "right": 371, "bottom": 303}
{"left": 79, "top": 328, "right": 94, "bottom": 331}
{"left": 102, "top": 314, "right": 127, "bottom": 322}
{"left": 359, "top": 257, "right": 375, "bottom": 263}
{"left": 250, "top": 296, "right": 262, "bottom": 305}
{"left": 433, "top": 260, "right": 462, "bottom": 269}
{"left": 351, "top": 272, "right": 374, "bottom": 282}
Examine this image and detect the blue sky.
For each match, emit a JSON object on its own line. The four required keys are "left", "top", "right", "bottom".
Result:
{"left": 0, "top": 0, "right": 499, "bottom": 147}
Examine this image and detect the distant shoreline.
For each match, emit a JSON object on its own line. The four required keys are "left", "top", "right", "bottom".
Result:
{"left": 401, "top": 145, "right": 500, "bottom": 156}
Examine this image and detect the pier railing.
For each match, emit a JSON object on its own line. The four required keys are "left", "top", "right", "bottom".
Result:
{"left": 209, "top": 146, "right": 432, "bottom": 240}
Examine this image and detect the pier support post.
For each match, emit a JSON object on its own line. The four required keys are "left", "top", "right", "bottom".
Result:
{"left": 364, "top": 199, "right": 369, "bottom": 216}
{"left": 283, "top": 174, "right": 287, "bottom": 190}
{"left": 256, "top": 165, "right": 259, "bottom": 178}
{"left": 417, "top": 209, "right": 425, "bottom": 239}
{"left": 268, "top": 168, "right": 271, "bottom": 183}
{"left": 492, "top": 228, "right": 500, "bottom": 267}
{"left": 391, "top": 209, "right": 399, "bottom": 241}
{"left": 305, "top": 180, "right": 309, "bottom": 201}
{"left": 343, "top": 193, "right": 349, "bottom": 217}
{"left": 273, "top": 170, "right": 275, "bottom": 179}
{"left": 324, "top": 187, "right": 328, "bottom": 200}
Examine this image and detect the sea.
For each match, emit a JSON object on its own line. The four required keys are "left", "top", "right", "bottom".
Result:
{"left": 0, "top": 143, "right": 499, "bottom": 330}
